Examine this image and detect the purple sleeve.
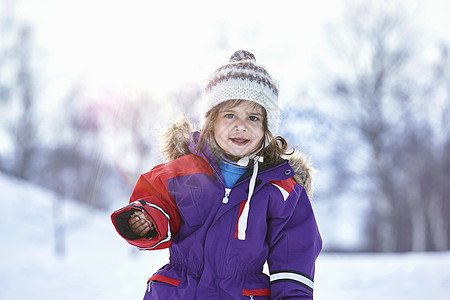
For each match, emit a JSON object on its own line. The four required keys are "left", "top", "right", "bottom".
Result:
{"left": 267, "top": 185, "right": 322, "bottom": 299}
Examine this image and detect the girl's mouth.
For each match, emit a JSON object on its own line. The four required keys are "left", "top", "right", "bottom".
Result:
{"left": 230, "top": 138, "right": 249, "bottom": 146}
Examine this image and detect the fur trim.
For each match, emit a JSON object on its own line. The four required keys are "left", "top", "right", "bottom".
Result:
{"left": 159, "top": 116, "right": 193, "bottom": 162}
{"left": 287, "top": 152, "right": 316, "bottom": 199}
{"left": 159, "top": 116, "right": 315, "bottom": 198}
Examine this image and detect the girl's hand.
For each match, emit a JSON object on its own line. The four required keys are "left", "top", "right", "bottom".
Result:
{"left": 129, "top": 211, "right": 155, "bottom": 237}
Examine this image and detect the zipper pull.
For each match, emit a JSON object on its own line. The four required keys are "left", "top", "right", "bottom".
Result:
{"left": 222, "top": 188, "right": 231, "bottom": 204}
{"left": 249, "top": 296, "right": 254, "bottom": 300}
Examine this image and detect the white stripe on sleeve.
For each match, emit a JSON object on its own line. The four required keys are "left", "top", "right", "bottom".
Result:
{"left": 270, "top": 271, "right": 314, "bottom": 291}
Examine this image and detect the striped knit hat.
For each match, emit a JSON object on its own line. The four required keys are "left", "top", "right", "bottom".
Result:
{"left": 204, "top": 50, "right": 281, "bottom": 134}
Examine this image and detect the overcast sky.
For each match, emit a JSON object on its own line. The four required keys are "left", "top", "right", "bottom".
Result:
{"left": 4, "top": 0, "right": 450, "bottom": 106}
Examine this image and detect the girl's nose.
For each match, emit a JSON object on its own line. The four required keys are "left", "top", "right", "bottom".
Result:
{"left": 234, "top": 119, "right": 247, "bottom": 131}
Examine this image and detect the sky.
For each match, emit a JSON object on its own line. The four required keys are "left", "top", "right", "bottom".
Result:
{"left": 9, "top": 0, "right": 344, "bottom": 102}
{"left": 3, "top": 0, "right": 449, "bottom": 108}
{"left": 4, "top": 0, "right": 448, "bottom": 115}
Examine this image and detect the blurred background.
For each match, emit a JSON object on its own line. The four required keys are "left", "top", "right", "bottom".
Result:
{"left": 1, "top": 0, "right": 449, "bottom": 299}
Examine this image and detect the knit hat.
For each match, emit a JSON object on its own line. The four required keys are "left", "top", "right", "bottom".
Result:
{"left": 203, "top": 50, "right": 281, "bottom": 135}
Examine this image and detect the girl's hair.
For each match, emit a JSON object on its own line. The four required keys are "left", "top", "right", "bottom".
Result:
{"left": 197, "top": 100, "right": 293, "bottom": 163}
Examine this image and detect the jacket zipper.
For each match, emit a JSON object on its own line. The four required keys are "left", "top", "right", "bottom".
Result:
{"left": 222, "top": 188, "right": 231, "bottom": 204}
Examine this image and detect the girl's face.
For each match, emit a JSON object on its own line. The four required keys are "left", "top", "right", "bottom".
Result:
{"left": 214, "top": 100, "right": 265, "bottom": 157}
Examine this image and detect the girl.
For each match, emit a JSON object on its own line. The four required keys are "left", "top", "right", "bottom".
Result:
{"left": 111, "top": 50, "right": 322, "bottom": 299}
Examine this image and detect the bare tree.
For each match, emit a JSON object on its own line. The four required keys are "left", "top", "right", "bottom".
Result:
{"left": 0, "top": 0, "right": 39, "bottom": 179}
{"left": 423, "top": 44, "right": 450, "bottom": 251}
{"left": 11, "top": 25, "right": 37, "bottom": 180}
{"left": 322, "top": 1, "right": 450, "bottom": 252}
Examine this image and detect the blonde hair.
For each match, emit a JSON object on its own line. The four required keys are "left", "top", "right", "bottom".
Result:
{"left": 197, "top": 100, "right": 293, "bottom": 163}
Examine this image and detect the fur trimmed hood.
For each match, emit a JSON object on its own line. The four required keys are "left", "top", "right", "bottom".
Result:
{"left": 159, "top": 116, "right": 315, "bottom": 198}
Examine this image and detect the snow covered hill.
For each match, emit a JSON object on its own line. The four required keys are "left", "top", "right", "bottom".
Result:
{"left": 0, "top": 172, "right": 449, "bottom": 300}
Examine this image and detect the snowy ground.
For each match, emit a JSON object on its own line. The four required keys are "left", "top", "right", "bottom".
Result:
{"left": 1, "top": 172, "right": 449, "bottom": 300}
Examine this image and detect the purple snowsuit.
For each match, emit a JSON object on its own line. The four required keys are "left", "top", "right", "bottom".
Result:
{"left": 112, "top": 131, "right": 322, "bottom": 299}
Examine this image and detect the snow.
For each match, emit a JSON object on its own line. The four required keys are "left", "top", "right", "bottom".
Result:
{"left": 1, "top": 172, "right": 449, "bottom": 300}
{"left": 315, "top": 252, "right": 450, "bottom": 300}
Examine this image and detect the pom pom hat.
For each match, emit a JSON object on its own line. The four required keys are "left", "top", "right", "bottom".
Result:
{"left": 204, "top": 50, "right": 281, "bottom": 135}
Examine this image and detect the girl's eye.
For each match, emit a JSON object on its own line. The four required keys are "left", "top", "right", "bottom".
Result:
{"left": 225, "top": 114, "right": 235, "bottom": 119}
{"left": 249, "top": 116, "right": 259, "bottom": 121}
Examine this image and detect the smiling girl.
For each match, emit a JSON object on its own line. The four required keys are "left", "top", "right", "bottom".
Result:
{"left": 214, "top": 101, "right": 264, "bottom": 157}
{"left": 111, "top": 50, "right": 322, "bottom": 299}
